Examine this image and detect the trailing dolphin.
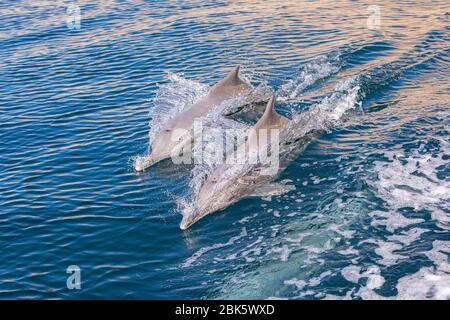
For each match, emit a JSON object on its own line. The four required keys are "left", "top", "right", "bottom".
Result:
{"left": 180, "top": 94, "right": 297, "bottom": 230}
{"left": 135, "top": 66, "right": 252, "bottom": 171}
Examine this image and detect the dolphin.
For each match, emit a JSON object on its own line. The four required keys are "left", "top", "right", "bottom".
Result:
{"left": 135, "top": 66, "right": 252, "bottom": 171}
{"left": 180, "top": 94, "right": 294, "bottom": 230}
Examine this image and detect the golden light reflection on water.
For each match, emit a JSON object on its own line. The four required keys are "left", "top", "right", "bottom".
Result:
{"left": 335, "top": 69, "right": 449, "bottom": 146}
{"left": 2, "top": 0, "right": 448, "bottom": 113}
{"left": 3, "top": 0, "right": 448, "bottom": 63}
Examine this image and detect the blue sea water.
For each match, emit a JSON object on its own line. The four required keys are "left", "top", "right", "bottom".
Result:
{"left": 0, "top": 0, "right": 449, "bottom": 299}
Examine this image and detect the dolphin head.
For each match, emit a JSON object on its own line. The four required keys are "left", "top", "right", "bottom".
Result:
{"left": 135, "top": 126, "right": 190, "bottom": 172}
{"left": 179, "top": 165, "right": 246, "bottom": 230}
{"left": 150, "top": 128, "right": 176, "bottom": 160}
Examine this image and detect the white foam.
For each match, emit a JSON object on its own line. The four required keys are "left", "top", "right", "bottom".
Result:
{"left": 323, "top": 290, "right": 354, "bottom": 300}
{"left": 277, "top": 53, "right": 344, "bottom": 103}
{"left": 395, "top": 267, "right": 450, "bottom": 300}
{"left": 284, "top": 278, "right": 307, "bottom": 290}
{"left": 353, "top": 265, "right": 450, "bottom": 300}
{"left": 365, "top": 267, "right": 385, "bottom": 290}
{"left": 236, "top": 213, "right": 258, "bottom": 224}
{"left": 341, "top": 265, "right": 362, "bottom": 283}
{"left": 328, "top": 223, "right": 356, "bottom": 238}
{"left": 431, "top": 209, "right": 450, "bottom": 230}
{"left": 270, "top": 245, "right": 291, "bottom": 262}
{"left": 373, "top": 240, "right": 404, "bottom": 266}
{"left": 387, "top": 227, "right": 428, "bottom": 246}
{"left": 424, "top": 240, "right": 450, "bottom": 273}
{"left": 181, "top": 227, "right": 247, "bottom": 268}
{"left": 309, "top": 271, "right": 333, "bottom": 286}
{"left": 341, "top": 265, "right": 385, "bottom": 289}
{"left": 369, "top": 210, "right": 424, "bottom": 233}
{"left": 355, "top": 139, "right": 450, "bottom": 299}
{"left": 372, "top": 142, "right": 449, "bottom": 219}
{"left": 338, "top": 247, "right": 359, "bottom": 256}
{"left": 352, "top": 238, "right": 450, "bottom": 300}
{"left": 265, "top": 296, "right": 289, "bottom": 300}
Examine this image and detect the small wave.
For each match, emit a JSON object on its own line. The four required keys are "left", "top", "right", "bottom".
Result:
{"left": 277, "top": 50, "right": 347, "bottom": 103}
{"left": 372, "top": 142, "right": 450, "bottom": 213}
{"left": 181, "top": 227, "right": 247, "bottom": 268}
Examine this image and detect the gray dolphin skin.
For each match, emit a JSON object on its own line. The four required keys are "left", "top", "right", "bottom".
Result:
{"left": 135, "top": 66, "right": 252, "bottom": 171}
{"left": 180, "top": 94, "right": 291, "bottom": 230}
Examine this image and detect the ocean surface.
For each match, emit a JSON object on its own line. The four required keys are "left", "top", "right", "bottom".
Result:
{"left": 0, "top": 0, "right": 449, "bottom": 299}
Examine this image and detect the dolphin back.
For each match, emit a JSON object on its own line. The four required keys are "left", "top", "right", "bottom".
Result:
{"left": 255, "top": 94, "right": 289, "bottom": 130}
{"left": 210, "top": 66, "right": 251, "bottom": 95}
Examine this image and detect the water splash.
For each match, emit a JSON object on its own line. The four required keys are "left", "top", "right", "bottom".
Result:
{"left": 371, "top": 141, "right": 450, "bottom": 213}
{"left": 277, "top": 50, "right": 348, "bottom": 103}
{"left": 133, "top": 73, "right": 209, "bottom": 170}
{"left": 133, "top": 70, "right": 272, "bottom": 171}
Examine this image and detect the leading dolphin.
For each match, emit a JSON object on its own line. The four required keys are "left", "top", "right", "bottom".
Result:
{"left": 180, "top": 94, "right": 294, "bottom": 230}
{"left": 135, "top": 66, "right": 252, "bottom": 171}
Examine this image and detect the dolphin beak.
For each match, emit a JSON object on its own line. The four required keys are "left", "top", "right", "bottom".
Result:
{"left": 180, "top": 215, "right": 193, "bottom": 230}
{"left": 134, "top": 154, "right": 165, "bottom": 172}
{"left": 135, "top": 157, "right": 154, "bottom": 172}
{"left": 179, "top": 210, "right": 204, "bottom": 230}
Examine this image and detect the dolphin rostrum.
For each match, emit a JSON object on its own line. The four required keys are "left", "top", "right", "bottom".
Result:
{"left": 135, "top": 66, "right": 252, "bottom": 171}
{"left": 180, "top": 94, "right": 293, "bottom": 230}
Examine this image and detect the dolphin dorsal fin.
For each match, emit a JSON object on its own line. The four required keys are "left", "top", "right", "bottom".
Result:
{"left": 217, "top": 65, "right": 245, "bottom": 87}
{"left": 255, "top": 94, "right": 289, "bottom": 130}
